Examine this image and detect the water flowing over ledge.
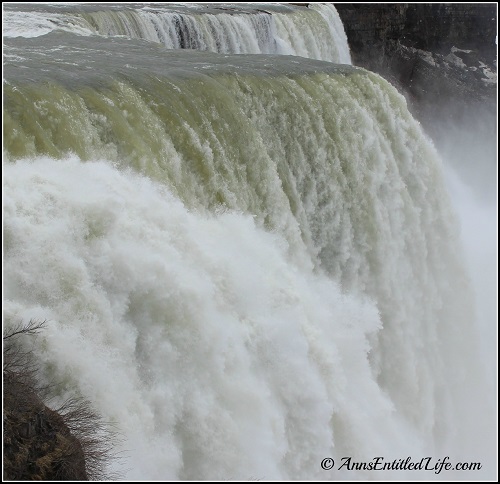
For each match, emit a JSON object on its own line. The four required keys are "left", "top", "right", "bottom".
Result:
{"left": 3, "top": 3, "right": 489, "bottom": 481}
{"left": 3, "top": 3, "right": 351, "bottom": 63}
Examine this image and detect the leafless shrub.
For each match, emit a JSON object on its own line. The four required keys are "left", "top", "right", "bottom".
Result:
{"left": 3, "top": 320, "right": 46, "bottom": 381}
{"left": 3, "top": 320, "right": 122, "bottom": 481}
{"left": 54, "top": 397, "right": 122, "bottom": 481}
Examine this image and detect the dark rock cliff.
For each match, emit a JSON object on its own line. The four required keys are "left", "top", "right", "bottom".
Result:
{"left": 335, "top": 3, "right": 497, "bottom": 124}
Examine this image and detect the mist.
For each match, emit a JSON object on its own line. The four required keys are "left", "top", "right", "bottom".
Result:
{"left": 431, "top": 105, "right": 497, "bottom": 477}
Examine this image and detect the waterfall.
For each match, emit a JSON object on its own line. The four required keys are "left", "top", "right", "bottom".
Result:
{"left": 3, "top": 3, "right": 490, "bottom": 481}
{"left": 2, "top": 3, "right": 351, "bottom": 63}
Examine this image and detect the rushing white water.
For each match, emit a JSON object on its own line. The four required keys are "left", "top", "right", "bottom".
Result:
{"left": 3, "top": 68, "right": 484, "bottom": 479}
{"left": 2, "top": 3, "right": 351, "bottom": 63}
{"left": 3, "top": 3, "right": 494, "bottom": 481}
{"left": 2, "top": 5, "right": 96, "bottom": 38}
{"left": 2, "top": 156, "right": 417, "bottom": 480}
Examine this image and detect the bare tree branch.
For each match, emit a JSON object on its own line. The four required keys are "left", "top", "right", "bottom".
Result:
{"left": 3, "top": 319, "right": 122, "bottom": 480}
{"left": 3, "top": 319, "right": 48, "bottom": 340}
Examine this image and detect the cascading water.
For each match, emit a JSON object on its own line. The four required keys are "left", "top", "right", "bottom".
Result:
{"left": 2, "top": 3, "right": 351, "bottom": 63}
{"left": 2, "top": 3, "right": 493, "bottom": 481}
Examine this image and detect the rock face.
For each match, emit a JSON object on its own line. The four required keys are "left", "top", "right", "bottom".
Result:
{"left": 335, "top": 4, "right": 496, "bottom": 65}
{"left": 335, "top": 4, "right": 497, "bottom": 125}
{"left": 3, "top": 322, "right": 117, "bottom": 481}
{"left": 3, "top": 379, "right": 88, "bottom": 481}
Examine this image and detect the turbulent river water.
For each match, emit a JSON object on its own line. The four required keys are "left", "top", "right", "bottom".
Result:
{"left": 3, "top": 3, "right": 496, "bottom": 480}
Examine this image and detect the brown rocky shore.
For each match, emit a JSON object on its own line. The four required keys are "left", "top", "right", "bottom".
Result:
{"left": 3, "top": 322, "right": 116, "bottom": 481}
{"left": 3, "top": 389, "right": 88, "bottom": 480}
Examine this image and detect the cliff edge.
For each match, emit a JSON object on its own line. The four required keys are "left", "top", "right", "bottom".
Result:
{"left": 335, "top": 3, "right": 497, "bottom": 124}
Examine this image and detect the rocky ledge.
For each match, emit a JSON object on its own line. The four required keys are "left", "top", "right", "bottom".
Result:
{"left": 335, "top": 4, "right": 497, "bottom": 126}
{"left": 3, "top": 322, "right": 116, "bottom": 481}
{"left": 3, "top": 386, "right": 88, "bottom": 481}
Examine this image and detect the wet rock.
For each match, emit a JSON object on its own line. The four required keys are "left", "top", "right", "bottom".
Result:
{"left": 3, "top": 383, "right": 88, "bottom": 481}
{"left": 335, "top": 4, "right": 497, "bottom": 126}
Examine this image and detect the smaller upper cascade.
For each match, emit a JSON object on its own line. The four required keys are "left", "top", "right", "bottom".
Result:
{"left": 2, "top": 3, "right": 351, "bottom": 64}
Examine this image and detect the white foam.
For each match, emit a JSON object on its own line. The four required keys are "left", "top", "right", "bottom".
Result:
{"left": 4, "top": 156, "right": 426, "bottom": 479}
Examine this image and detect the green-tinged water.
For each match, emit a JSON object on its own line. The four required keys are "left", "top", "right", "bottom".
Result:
{"left": 3, "top": 7, "right": 490, "bottom": 480}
